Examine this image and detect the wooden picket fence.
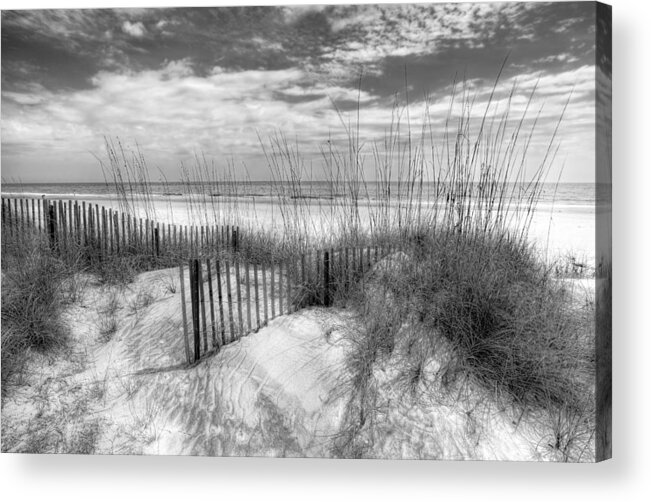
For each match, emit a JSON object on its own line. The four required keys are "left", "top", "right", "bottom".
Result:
{"left": 179, "top": 245, "right": 393, "bottom": 364}
{"left": 1, "top": 196, "right": 239, "bottom": 260}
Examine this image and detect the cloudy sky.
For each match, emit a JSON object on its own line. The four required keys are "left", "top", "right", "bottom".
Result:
{"left": 1, "top": 1, "right": 603, "bottom": 183}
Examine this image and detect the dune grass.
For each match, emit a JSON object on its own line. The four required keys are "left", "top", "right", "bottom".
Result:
{"left": 0, "top": 231, "right": 80, "bottom": 397}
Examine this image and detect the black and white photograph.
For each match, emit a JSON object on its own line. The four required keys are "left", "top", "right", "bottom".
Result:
{"left": 1, "top": 1, "right": 611, "bottom": 464}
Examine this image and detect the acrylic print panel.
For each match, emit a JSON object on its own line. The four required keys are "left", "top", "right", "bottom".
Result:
{"left": 0, "top": 2, "right": 611, "bottom": 462}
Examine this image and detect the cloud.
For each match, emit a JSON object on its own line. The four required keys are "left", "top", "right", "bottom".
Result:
{"left": 1, "top": 4, "right": 599, "bottom": 182}
{"left": 121, "top": 20, "right": 147, "bottom": 38}
{"left": 1, "top": 56, "right": 596, "bottom": 183}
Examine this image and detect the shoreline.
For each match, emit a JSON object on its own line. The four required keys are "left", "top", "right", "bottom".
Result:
{"left": 0, "top": 192, "right": 597, "bottom": 267}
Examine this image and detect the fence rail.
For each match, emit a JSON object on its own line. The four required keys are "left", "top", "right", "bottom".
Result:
{"left": 1, "top": 196, "right": 239, "bottom": 260}
{"left": 180, "top": 245, "right": 393, "bottom": 364}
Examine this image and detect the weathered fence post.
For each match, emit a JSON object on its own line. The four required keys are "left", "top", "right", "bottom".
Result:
{"left": 154, "top": 227, "right": 160, "bottom": 258}
{"left": 48, "top": 203, "right": 58, "bottom": 252}
{"left": 190, "top": 259, "right": 201, "bottom": 362}
{"left": 324, "top": 250, "right": 331, "bottom": 307}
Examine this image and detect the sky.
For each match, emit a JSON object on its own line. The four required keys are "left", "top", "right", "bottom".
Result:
{"left": 1, "top": 1, "right": 607, "bottom": 183}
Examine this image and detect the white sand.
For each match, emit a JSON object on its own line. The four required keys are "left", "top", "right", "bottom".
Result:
{"left": 2, "top": 267, "right": 353, "bottom": 456}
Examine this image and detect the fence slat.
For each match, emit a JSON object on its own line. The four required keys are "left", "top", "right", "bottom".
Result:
{"left": 74, "top": 201, "right": 80, "bottom": 245}
{"left": 14, "top": 199, "right": 20, "bottom": 238}
{"left": 7, "top": 199, "right": 14, "bottom": 237}
{"left": 225, "top": 260, "right": 235, "bottom": 342}
{"left": 190, "top": 259, "right": 201, "bottom": 362}
{"left": 139, "top": 217, "right": 143, "bottom": 253}
{"left": 146, "top": 219, "right": 151, "bottom": 254}
{"left": 278, "top": 261, "right": 284, "bottom": 315}
{"left": 287, "top": 259, "right": 292, "bottom": 314}
{"left": 21, "top": 198, "right": 29, "bottom": 230}
{"left": 270, "top": 261, "right": 276, "bottom": 319}
{"left": 108, "top": 209, "right": 113, "bottom": 254}
{"left": 198, "top": 262, "right": 208, "bottom": 354}
{"left": 102, "top": 207, "right": 108, "bottom": 258}
{"left": 261, "top": 262, "right": 269, "bottom": 325}
{"left": 245, "top": 262, "right": 252, "bottom": 332}
{"left": 49, "top": 202, "right": 58, "bottom": 252}
{"left": 179, "top": 265, "right": 191, "bottom": 365}
{"left": 121, "top": 213, "right": 126, "bottom": 253}
{"left": 87, "top": 204, "right": 94, "bottom": 250}
{"left": 19, "top": 199, "right": 25, "bottom": 234}
{"left": 68, "top": 200, "right": 73, "bottom": 246}
{"left": 345, "top": 247, "right": 351, "bottom": 292}
{"left": 235, "top": 261, "right": 244, "bottom": 337}
{"left": 254, "top": 263, "right": 261, "bottom": 330}
{"left": 59, "top": 201, "right": 66, "bottom": 252}
{"left": 154, "top": 226, "right": 160, "bottom": 258}
{"left": 216, "top": 259, "right": 226, "bottom": 346}
{"left": 207, "top": 258, "right": 217, "bottom": 348}
{"left": 324, "top": 250, "right": 331, "bottom": 307}
{"left": 95, "top": 204, "right": 101, "bottom": 256}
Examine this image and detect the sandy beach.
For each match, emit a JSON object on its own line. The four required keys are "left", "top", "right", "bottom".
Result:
{"left": 8, "top": 191, "right": 596, "bottom": 268}
{"left": 1, "top": 262, "right": 595, "bottom": 459}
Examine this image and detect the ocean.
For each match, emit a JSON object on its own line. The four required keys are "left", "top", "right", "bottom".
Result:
{"left": 0, "top": 181, "right": 598, "bottom": 210}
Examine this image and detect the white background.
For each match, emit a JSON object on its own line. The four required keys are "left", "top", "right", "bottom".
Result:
{"left": 0, "top": 0, "right": 647, "bottom": 500}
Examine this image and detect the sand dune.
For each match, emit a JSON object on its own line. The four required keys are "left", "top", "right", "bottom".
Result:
{"left": 2, "top": 264, "right": 594, "bottom": 459}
